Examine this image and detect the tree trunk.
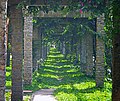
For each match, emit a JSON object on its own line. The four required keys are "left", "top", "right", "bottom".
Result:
{"left": 9, "top": 5, "right": 23, "bottom": 101}
{"left": 112, "top": 0, "right": 120, "bottom": 100}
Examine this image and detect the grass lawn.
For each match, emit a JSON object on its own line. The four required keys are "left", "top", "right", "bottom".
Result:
{"left": 5, "top": 48, "right": 112, "bottom": 101}
{"left": 24, "top": 48, "right": 112, "bottom": 101}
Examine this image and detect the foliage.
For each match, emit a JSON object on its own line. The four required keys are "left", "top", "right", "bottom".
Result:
{"left": 6, "top": 65, "right": 12, "bottom": 89}
{"left": 20, "top": 0, "right": 117, "bottom": 39}
{"left": 25, "top": 48, "right": 112, "bottom": 101}
{"left": 5, "top": 92, "right": 11, "bottom": 101}
{"left": 33, "top": 18, "right": 96, "bottom": 47}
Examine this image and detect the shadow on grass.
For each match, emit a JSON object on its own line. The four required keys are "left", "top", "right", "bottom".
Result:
{"left": 24, "top": 48, "right": 112, "bottom": 101}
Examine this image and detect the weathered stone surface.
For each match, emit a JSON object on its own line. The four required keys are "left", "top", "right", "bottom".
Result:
{"left": 33, "top": 40, "right": 41, "bottom": 70}
{"left": 62, "top": 41, "right": 66, "bottom": 55}
{"left": 80, "top": 35, "right": 87, "bottom": 72}
{"left": 60, "top": 41, "right": 63, "bottom": 53}
{"left": 0, "top": 0, "right": 7, "bottom": 100}
{"left": 9, "top": 4, "right": 23, "bottom": 101}
{"left": 24, "top": 15, "right": 33, "bottom": 85}
{"left": 0, "top": 87, "right": 5, "bottom": 101}
{"left": 32, "top": 27, "right": 43, "bottom": 70}
{"left": 95, "top": 14, "right": 105, "bottom": 87}
{"left": 42, "top": 45, "right": 46, "bottom": 60}
{"left": 86, "top": 33, "right": 93, "bottom": 76}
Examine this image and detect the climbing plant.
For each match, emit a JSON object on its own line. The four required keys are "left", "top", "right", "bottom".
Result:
{"left": 17, "top": 0, "right": 120, "bottom": 100}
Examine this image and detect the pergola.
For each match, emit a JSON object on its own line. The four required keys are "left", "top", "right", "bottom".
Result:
{"left": 0, "top": 0, "right": 114, "bottom": 101}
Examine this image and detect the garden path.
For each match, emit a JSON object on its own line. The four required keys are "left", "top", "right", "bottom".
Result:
{"left": 31, "top": 89, "right": 57, "bottom": 101}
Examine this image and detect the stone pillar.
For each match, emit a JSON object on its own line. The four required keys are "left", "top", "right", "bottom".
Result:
{"left": 0, "top": 0, "right": 7, "bottom": 101}
{"left": 33, "top": 27, "right": 42, "bottom": 70}
{"left": 9, "top": 6, "right": 23, "bottom": 101}
{"left": 76, "top": 41, "right": 80, "bottom": 62}
{"left": 57, "top": 41, "right": 61, "bottom": 51}
{"left": 112, "top": 1, "right": 120, "bottom": 100}
{"left": 45, "top": 43, "right": 47, "bottom": 58}
{"left": 62, "top": 41, "right": 65, "bottom": 55}
{"left": 42, "top": 44, "right": 47, "bottom": 60}
{"left": 80, "top": 35, "right": 87, "bottom": 72}
{"left": 38, "top": 32, "right": 42, "bottom": 65}
{"left": 47, "top": 44, "right": 50, "bottom": 54}
{"left": 24, "top": 15, "right": 33, "bottom": 85}
{"left": 60, "top": 41, "right": 62, "bottom": 53}
{"left": 41, "top": 44, "right": 44, "bottom": 60}
{"left": 95, "top": 14, "right": 105, "bottom": 87}
{"left": 86, "top": 33, "right": 93, "bottom": 76}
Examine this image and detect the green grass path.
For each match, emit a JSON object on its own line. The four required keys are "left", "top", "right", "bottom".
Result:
{"left": 24, "top": 48, "right": 111, "bottom": 101}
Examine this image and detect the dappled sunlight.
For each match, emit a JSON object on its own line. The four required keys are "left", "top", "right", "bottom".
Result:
{"left": 24, "top": 48, "right": 112, "bottom": 101}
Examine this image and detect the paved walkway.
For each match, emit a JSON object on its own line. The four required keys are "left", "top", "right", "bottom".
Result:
{"left": 31, "top": 89, "right": 57, "bottom": 101}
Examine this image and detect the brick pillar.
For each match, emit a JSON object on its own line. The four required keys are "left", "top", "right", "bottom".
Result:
{"left": 76, "top": 44, "right": 79, "bottom": 61}
{"left": 86, "top": 33, "right": 93, "bottom": 76}
{"left": 59, "top": 41, "right": 62, "bottom": 53}
{"left": 47, "top": 44, "right": 50, "bottom": 54}
{"left": 33, "top": 27, "right": 41, "bottom": 70}
{"left": 80, "top": 35, "right": 87, "bottom": 72}
{"left": 0, "top": 0, "right": 7, "bottom": 101}
{"left": 9, "top": 6, "right": 23, "bottom": 101}
{"left": 41, "top": 44, "right": 44, "bottom": 60}
{"left": 24, "top": 15, "right": 33, "bottom": 85}
{"left": 57, "top": 41, "right": 61, "bottom": 51}
{"left": 42, "top": 44, "right": 46, "bottom": 60}
{"left": 62, "top": 41, "right": 65, "bottom": 55}
{"left": 112, "top": 1, "right": 120, "bottom": 100}
{"left": 96, "top": 14, "right": 105, "bottom": 87}
{"left": 45, "top": 43, "right": 47, "bottom": 59}
{"left": 38, "top": 30, "right": 42, "bottom": 67}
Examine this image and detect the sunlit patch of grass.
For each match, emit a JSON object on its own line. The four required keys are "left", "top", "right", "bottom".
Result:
{"left": 6, "top": 65, "right": 12, "bottom": 89}
{"left": 56, "top": 92, "right": 78, "bottom": 101}
{"left": 6, "top": 72, "right": 11, "bottom": 77}
{"left": 23, "top": 95, "right": 31, "bottom": 101}
{"left": 6, "top": 81, "right": 11, "bottom": 89}
{"left": 5, "top": 92, "right": 11, "bottom": 101}
{"left": 5, "top": 60, "right": 12, "bottom": 100}
{"left": 73, "top": 82, "right": 95, "bottom": 90}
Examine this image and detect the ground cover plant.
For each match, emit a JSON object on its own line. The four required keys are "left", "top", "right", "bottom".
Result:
{"left": 5, "top": 59, "right": 12, "bottom": 101}
{"left": 24, "top": 48, "right": 112, "bottom": 101}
